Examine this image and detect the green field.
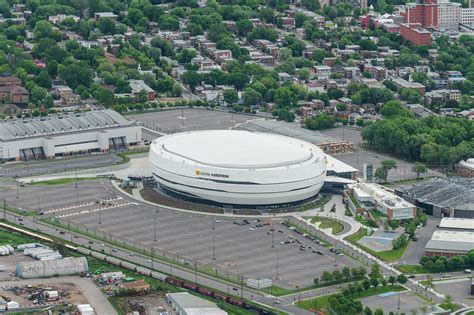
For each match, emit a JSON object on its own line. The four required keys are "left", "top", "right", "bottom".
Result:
{"left": 310, "top": 217, "right": 344, "bottom": 234}
{"left": 296, "top": 285, "right": 406, "bottom": 312}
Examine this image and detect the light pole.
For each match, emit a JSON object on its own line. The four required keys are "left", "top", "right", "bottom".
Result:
{"left": 276, "top": 252, "right": 279, "bottom": 280}
{"left": 16, "top": 181, "right": 19, "bottom": 199}
{"left": 98, "top": 208, "right": 102, "bottom": 225}
{"left": 212, "top": 233, "right": 216, "bottom": 260}
{"left": 154, "top": 209, "right": 159, "bottom": 241}
{"left": 271, "top": 231, "right": 274, "bottom": 248}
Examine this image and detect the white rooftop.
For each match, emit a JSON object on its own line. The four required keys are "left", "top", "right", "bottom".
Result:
{"left": 157, "top": 130, "right": 324, "bottom": 169}
{"left": 166, "top": 293, "right": 227, "bottom": 315}
{"left": 350, "top": 182, "right": 415, "bottom": 209}
{"left": 439, "top": 217, "right": 474, "bottom": 230}
{"left": 459, "top": 158, "right": 474, "bottom": 170}
{"left": 431, "top": 230, "right": 474, "bottom": 243}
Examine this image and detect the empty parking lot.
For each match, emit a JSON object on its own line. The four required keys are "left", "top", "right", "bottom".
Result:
{"left": 1, "top": 179, "right": 361, "bottom": 289}
{"left": 129, "top": 109, "right": 257, "bottom": 134}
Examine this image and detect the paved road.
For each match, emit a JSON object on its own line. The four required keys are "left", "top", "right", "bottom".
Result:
{"left": 401, "top": 216, "right": 441, "bottom": 265}
{"left": 1, "top": 276, "right": 117, "bottom": 315}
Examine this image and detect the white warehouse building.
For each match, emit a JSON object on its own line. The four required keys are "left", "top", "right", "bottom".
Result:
{"left": 0, "top": 110, "right": 141, "bottom": 161}
{"left": 149, "top": 130, "right": 327, "bottom": 206}
{"left": 16, "top": 257, "right": 88, "bottom": 279}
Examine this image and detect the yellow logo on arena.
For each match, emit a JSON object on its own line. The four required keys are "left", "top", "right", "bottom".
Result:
{"left": 195, "top": 170, "right": 201, "bottom": 175}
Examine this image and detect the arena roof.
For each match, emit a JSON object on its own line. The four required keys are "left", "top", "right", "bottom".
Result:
{"left": 236, "top": 119, "right": 350, "bottom": 146}
{"left": 398, "top": 178, "right": 474, "bottom": 211}
{"left": 160, "top": 130, "right": 324, "bottom": 169}
{"left": 0, "top": 110, "right": 132, "bottom": 141}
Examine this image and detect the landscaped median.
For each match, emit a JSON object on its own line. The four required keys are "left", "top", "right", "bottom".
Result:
{"left": 307, "top": 216, "right": 344, "bottom": 234}
{"left": 262, "top": 274, "right": 365, "bottom": 297}
{"left": 296, "top": 285, "right": 406, "bottom": 313}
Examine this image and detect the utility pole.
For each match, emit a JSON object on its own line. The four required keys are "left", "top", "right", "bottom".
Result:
{"left": 16, "top": 181, "right": 19, "bottom": 199}
{"left": 271, "top": 231, "right": 274, "bottom": 248}
{"left": 3, "top": 199, "right": 6, "bottom": 220}
{"left": 98, "top": 209, "right": 102, "bottom": 225}
{"left": 75, "top": 169, "right": 78, "bottom": 188}
{"left": 276, "top": 252, "right": 279, "bottom": 280}
{"left": 212, "top": 233, "right": 216, "bottom": 260}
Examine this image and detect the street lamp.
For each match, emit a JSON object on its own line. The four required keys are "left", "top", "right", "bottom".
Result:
{"left": 276, "top": 252, "right": 279, "bottom": 280}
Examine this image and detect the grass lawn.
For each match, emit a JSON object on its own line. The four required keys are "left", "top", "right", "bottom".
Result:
{"left": 309, "top": 217, "right": 344, "bottom": 234}
{"left": 345, "top": 228, "right": 367, "bottom": 243}
{"left": 396, "top": 265, "right": 427, "bottom": 274}
{"left": 0, "top": 226, "right": 38, "bottom": 246}
{"left": 345, "top": 228, "right": 410, "bottom": 262}
{"left": 29, "top": 177, "right": 98, "bottom": 186}
{"left": 296, "top": 285, "right": 405, "bottom": 312}
{"left": 368, "top": 209, "right": 387, "bottom": 219}
{"left": 262, "top": 276, "right": 364, "bottom": 297}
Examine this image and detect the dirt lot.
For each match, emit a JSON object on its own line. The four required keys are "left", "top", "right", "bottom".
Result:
{"left": 0, "top": 276, "right": 117, "bottom": 314}
{"left": 111, "top": 293, "right": 175, "bottom": 315}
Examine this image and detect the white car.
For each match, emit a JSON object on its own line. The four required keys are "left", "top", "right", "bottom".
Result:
{"left": 249, "top": 227, "right": 255, "bottom": 231}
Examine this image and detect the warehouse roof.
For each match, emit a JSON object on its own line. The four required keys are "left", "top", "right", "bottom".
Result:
{"left": 237, "top": 119, "right": 351, "bottom": 146}
{"left": 0, "top": 109, "right": 132, "bottom": 141}
{"left": 425, "top": 230, "right": 474, "bottom": 253}
{"left": 439, "top": 217, "right": 474, "bottom": 230}
{"left": 166, "top": 293, "right": 227, "bottom": 315}
{"left": 398, "top": 178, "right": 474, "bottom": 211}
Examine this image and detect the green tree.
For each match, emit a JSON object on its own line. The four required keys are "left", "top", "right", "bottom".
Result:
{"left": 35, "top": 71, "right": 52, "bottom": 89}
{"left": 375, "top": 167, "right": 388, "bottom": 183}
{"left": 33, "top": 20, "right": 53, "bottom": 39}
{"left": 412, "top": 162, "right": 427, "bottom": 179}
{"left": 379, "top": 100, "right": 413, "bottom": 118}
{"left": 388, "top": 275, "right": 396, "bottom": 286}
{"left": 98, "top": 17, "right": 116, "bottom": 35}
{"left": 181, "top": 71, "right": 201, "bottom": 92}
{"left": 321, "top": 271, "right": 333, "bottom": 283}
{"left": 374, "top": 308, "right": 384, "bottom": 315}
{"left": 396, "top": 274, "right": 408, "bottom": 285}
{"left": 223, "top": 89, "right": 238, "bottom": 105}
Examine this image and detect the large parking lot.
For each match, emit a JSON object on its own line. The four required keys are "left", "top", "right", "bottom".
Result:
{"left": 129, "top": 109, "right": 257, "bottom": 134}
{"left": 1, "top": 179, "right": 361, "bottom": 289}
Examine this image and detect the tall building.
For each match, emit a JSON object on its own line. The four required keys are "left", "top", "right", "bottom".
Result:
{"left": 438, "top": 1, "right": 461, "bottom": 31}
{"left": 461, "top": 8, "right": 474, "bottom": 25}
{"left": 402, "top": 0, "right": 438, "bottom": 29}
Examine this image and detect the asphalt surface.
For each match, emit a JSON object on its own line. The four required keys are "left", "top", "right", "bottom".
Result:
{"left": 3, "top": 179, "right": 360, "bottom": 289}
{"left": 0, "top": 154, "right": 122, "bottom": 179}
{"left": 128, "top": 108, "right": 256, "bottom": 134}
{"left": 401, "top": 216, "right": 441, "bottom": 265}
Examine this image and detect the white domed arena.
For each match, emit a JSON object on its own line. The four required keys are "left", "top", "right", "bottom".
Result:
{"left": 149, "top": 130, "right": 327, "bottom": 207}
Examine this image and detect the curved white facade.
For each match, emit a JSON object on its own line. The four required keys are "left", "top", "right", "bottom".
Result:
{"left": 149, "top": 130, "right": 327, "bottom": 206}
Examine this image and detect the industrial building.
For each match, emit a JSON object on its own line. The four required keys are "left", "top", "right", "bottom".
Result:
{"left": 149, "top": 130, "right": 327, "bottom": 206}
{"left": 346, "top": 182, "right": 416, "bottom": 219}
{"left": 396, "top": 178, "right": 474, "bottom": 218}
{"left": 237, "top": 119, "right": 353, "bottom": 155}
{"left": 16, "top": 257, "right": 88, "bottom": 278}
{"left": 438, "top": 217, "right": 474, "bottom": 230}
{"left": 0, "top": 109, "right": 141, "bottom": 161}
{"left": 425, "top": 230, "right": 474, "bottom": 257}
{"left": 166, "top": 292, "right": 228, "bottom": 315}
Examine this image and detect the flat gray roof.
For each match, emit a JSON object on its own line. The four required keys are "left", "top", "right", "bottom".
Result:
{"left": 399, "top": 178, "right": 474, "bottom": 211}
{"left": 0, "top": 109, "right": 132, "bottom": 141}
{"left": 425, "top": 240, "right": 474, "bottom": 253}
{"left": 167, "top": 292, "right": 219, "bottom": 309}
{"left": 237, "top": 119, "right": 350, "bottom": 146}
